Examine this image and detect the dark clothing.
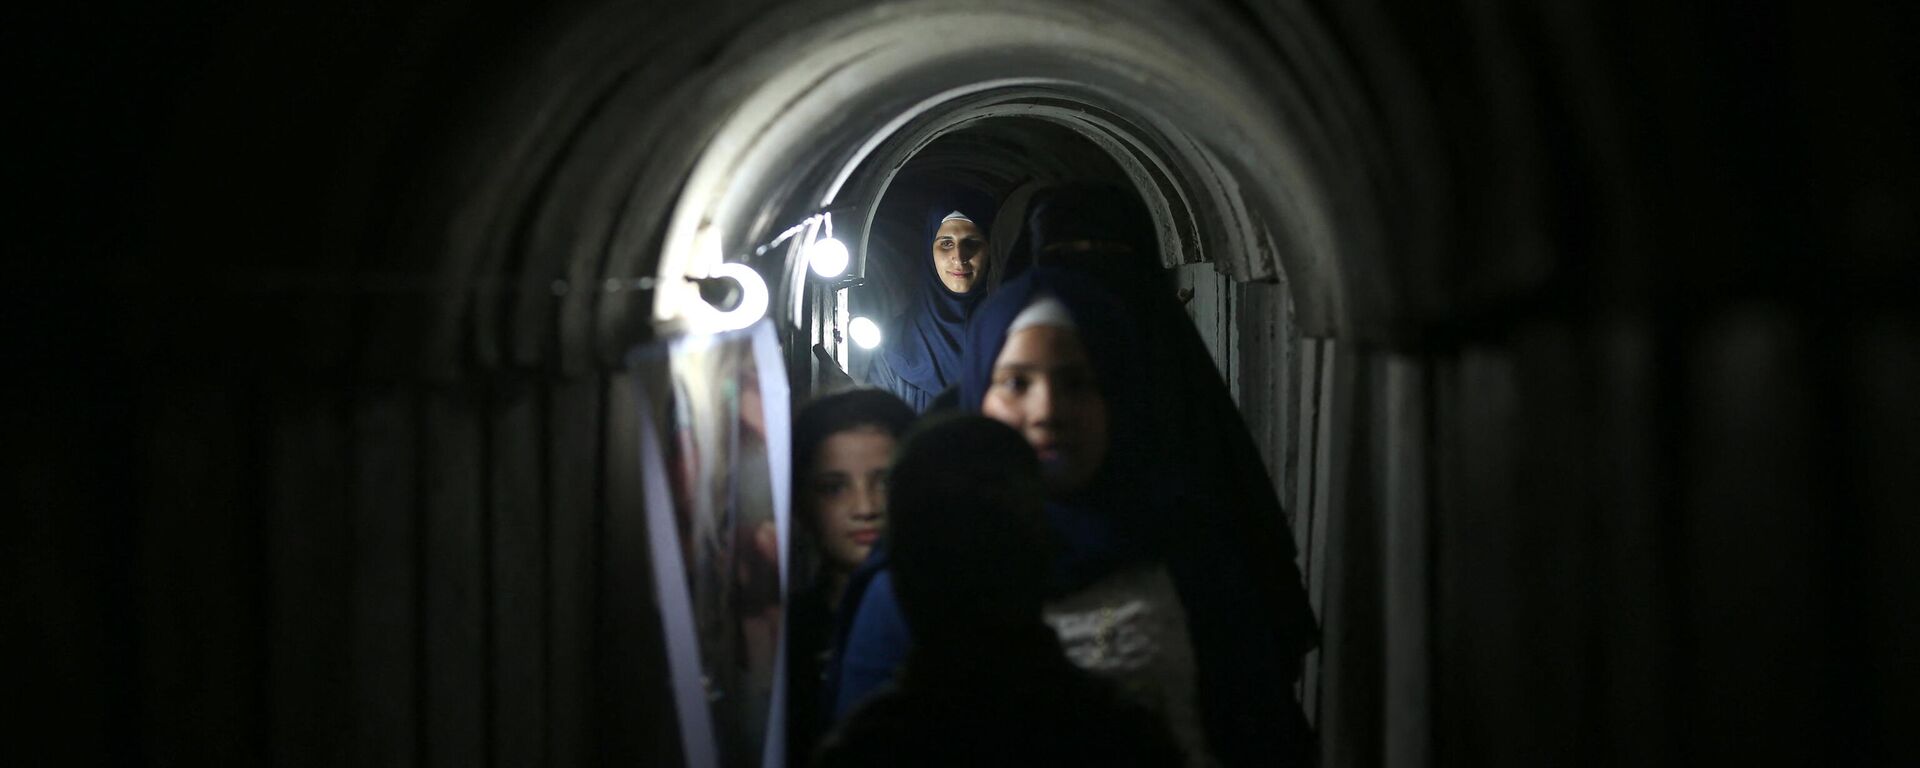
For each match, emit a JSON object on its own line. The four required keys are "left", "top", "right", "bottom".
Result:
{"left": 821, "top": 544, "right": 901, "bottom": 717}
{"left": 785, "top": 585, "right": 836, "bottom": 768}
{"left": 833, "top": 254, "right": 1320, "bottom": 764}
{"left": 964, "top": 265, "right": 1319, "bottom": 765}
{"left": 956, "top": 269, "right": 1169, "bottom": 595}
{"left": 812, "top": 628, "right": 1182, "bottom": 768}
{"left": 831, "top": 568, "right": 910, "bottom": 717}
{"left": 867, "top": 196, "right": 997, "bottom": 412}
{"left": 1025, "top": 184, "right": 1321, "bottom": 763}
{"left": 924, "top": 384, "right": 961, "bottom": 413}
{"left": 861, "top": 348, "right": 937, "bottom": 413}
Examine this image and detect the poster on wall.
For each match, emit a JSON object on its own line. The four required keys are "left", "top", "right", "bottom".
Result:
{"left": 633, "top": 318, "right": 791, "bottom": 768}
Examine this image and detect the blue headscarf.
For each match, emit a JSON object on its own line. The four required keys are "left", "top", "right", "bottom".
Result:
{"left": 956, "top": 267, "right": 1173, "bottom": 595}
{"left": 877, "top": 191, "right": 997, "bottom": 399}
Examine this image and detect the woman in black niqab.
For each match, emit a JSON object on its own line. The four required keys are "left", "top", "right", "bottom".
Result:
{"left": 1011, "top": 182, "right": 1321, "bottom": 766}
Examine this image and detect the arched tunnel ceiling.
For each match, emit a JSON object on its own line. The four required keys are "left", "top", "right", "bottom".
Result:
{"left": 401, "top": 0, "right": 1401, "bottom": 375}
{"left": 139, "top": 0, "right": 1907, "bottom": 380}
{"left": 888, "top": 119, "right": 1134, "bottom": 197}
{"left": 129, "top": 0, "right": 1917, "bottom": 384}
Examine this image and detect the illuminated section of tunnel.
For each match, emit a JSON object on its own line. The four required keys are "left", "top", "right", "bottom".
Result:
{"left": 626, "top": 0, "right": 1395, "bottom": 345}
{"left": 406, "top": 1, "right": 1416, "bottom": 759}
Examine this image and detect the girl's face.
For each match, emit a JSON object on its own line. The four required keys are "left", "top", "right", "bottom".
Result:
{"left": 979, "top": 325, "right": 1110, "bottom": 495}
{"left": 806, "top": 426, "right": 895, "bottom": 572}
{"left": 932, "top": 218, "right": 988, "bottom": 294}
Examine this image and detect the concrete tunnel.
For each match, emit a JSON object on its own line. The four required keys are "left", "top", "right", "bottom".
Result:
{"left": 11, "top": 0, "right": 1917, "bottom": 765}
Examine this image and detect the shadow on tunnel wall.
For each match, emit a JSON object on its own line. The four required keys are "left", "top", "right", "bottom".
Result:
{"left": 8, "top": 0, "right": 1917, "bottom": 766}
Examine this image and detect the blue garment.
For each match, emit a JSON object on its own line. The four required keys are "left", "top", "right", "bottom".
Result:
{"left": 860, "top": 352, "right": 936, "bottom": 413}
{"left": 820, "top": 542, "right": 907, "bottom": 717}
{"left": 833, "top": 253, "right": 1317, "bottom": 763}
{"left": 831, "top": 569, "right": 911, "bottom": 716}
{"left": 870, "top": 193, "right": 996, "bottom": 412}
{"left": 833, "top": 269, "right": 1157, "bottom": 716}
{"left": 956, "top": 268, "right": 1167, "bottom": 594}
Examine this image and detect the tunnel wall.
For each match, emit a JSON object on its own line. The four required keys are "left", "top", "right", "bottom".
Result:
{"left": 1334, "top": 1, "right": 1919, "bottom": 764}
{"left": 13, "top": 0, "right": 1919, "bottom": 766}
{"left": 111, "top": 372, "right": 682, "bottom": 765}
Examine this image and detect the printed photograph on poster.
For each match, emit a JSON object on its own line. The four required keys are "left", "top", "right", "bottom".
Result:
{"left": 633, "top": 319, "right": 791, "bottom": 768}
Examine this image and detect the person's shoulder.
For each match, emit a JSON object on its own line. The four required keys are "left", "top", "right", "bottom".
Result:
{"left": 861, "top": 343, "right": 907, "bottom": 393}
{"left": 849, "top": 569, "right": 905, "bottom": 631}
{"left": 872, "top": 309, "right": 923, "bottom": 346}
{"left": 860, "top": 344, "right": 923, "bottom": 397}
{"left": 865, "top": 365, "right": 932, "bottom": 412}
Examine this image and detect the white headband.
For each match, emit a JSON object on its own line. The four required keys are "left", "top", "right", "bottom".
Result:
{"left": 940, "top": 210, "right": 974, "bottom": 224}
{"left": 1007, "top": 296, "right": 1075, "bottom": 336}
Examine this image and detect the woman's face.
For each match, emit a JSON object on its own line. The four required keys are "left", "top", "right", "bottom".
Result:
{"left": 806, "top": 426, "right": 895, "bottom": 572}
{"left": 980, "top": 325, "right": 1109, "bottom": 495}
{"left": 932, "top": 218, "right": 988, "bottom": 294}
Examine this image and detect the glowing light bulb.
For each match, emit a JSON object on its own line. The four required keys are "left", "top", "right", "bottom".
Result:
{"left": 806, "top": 236, "right": 850, "bottom": 278}
{"left": 848, "top": 316, "right": 882, "bottom": 349}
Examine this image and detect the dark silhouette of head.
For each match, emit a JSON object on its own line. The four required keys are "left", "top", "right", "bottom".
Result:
{"left": 884, "top": 414, "right": 1050, "bottom": 649}
{"left": 1021, "top": 181, "right": 1174, "bottom": 324}
{"left": 1025, "top": 181, "right": 1157, "bottom": 264}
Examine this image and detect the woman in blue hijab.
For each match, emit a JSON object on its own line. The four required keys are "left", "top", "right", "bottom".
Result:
{"left": 827, "top": 184, "right": 1317, "bottom": 766}
{"left": 834, "top": 268, "right": 1231, "bottom": 762}
{"left": 862, "top": 189, "right": 997, "bottom": 412}
{"left": 827, "top": 269, "right": 1146, "bottom": 691}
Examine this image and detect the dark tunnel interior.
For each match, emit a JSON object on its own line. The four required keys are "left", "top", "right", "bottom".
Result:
{"left": 8, "top": 0, "right": 1919, "bottom": 766}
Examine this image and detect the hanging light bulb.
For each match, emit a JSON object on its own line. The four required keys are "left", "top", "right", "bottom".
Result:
{"left": 806, "top": 236, "right": 850, "bottom": 278}
{"left": 848, "top": 316, "right": 882, "bottom": 349}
